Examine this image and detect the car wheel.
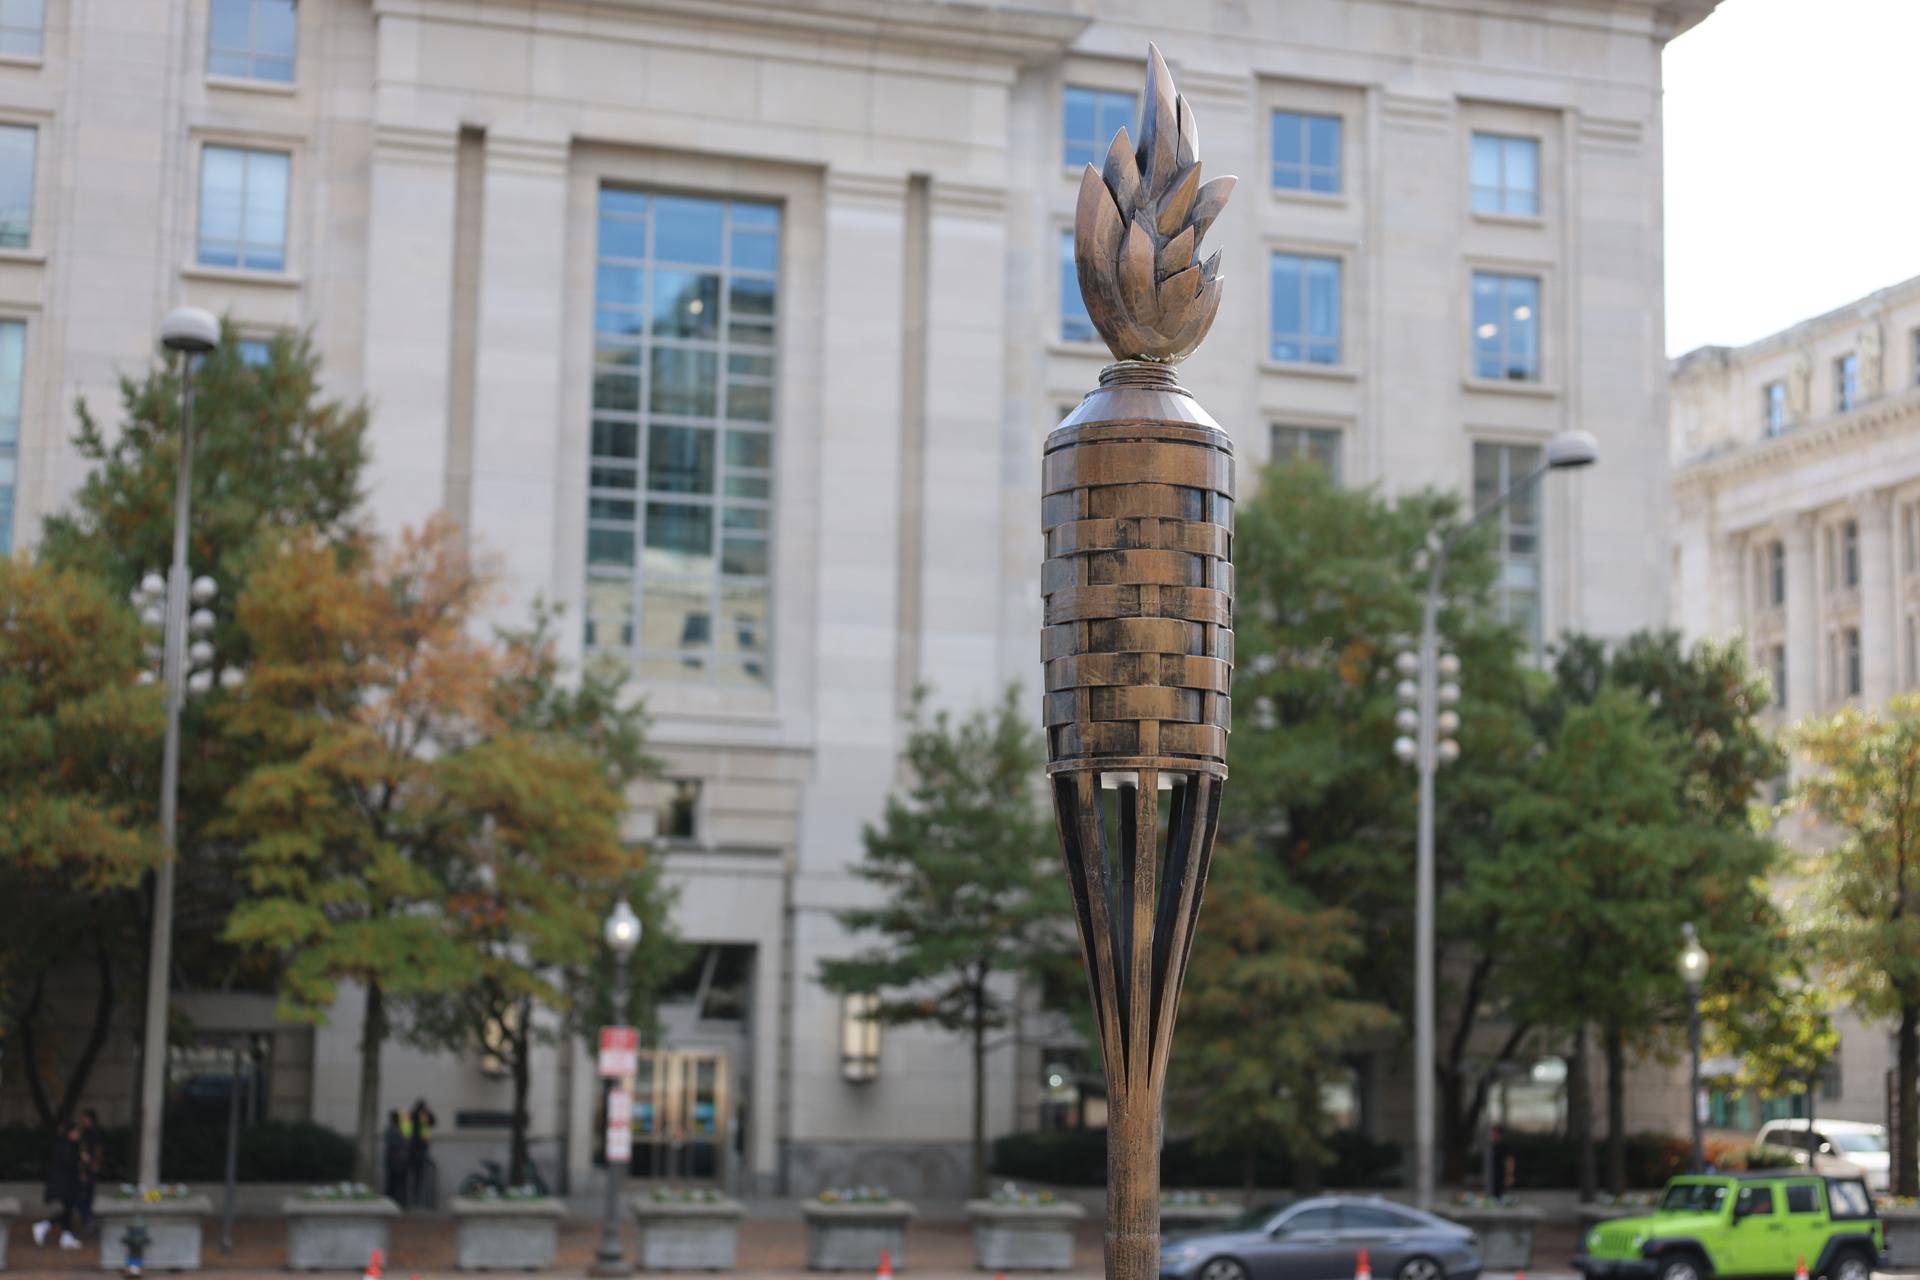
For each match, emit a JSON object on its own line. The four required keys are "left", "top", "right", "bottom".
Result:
{"left": 1829, "top": 1250, "right": 1871, "bottom": 1280}
{"left": 1657, "top": 1255, "right": 1704, "bottom": 1280}
{"left": 1199, "top": 1258, "right": 1249, "bottom": 1280}
{"left": 1397, "top": 1256, "right": 1445, "bottom": 1280}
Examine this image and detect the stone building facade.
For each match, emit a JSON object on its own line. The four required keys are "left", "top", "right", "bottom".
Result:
{"left": 3, "top": 0, "right": 1709, "bottom": 1196}
{"left": 1668, "top": 275, "right": 1920, "bottom": 1137}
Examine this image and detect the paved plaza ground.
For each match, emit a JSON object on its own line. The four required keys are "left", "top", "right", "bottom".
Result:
{"left": 0, "top": 1214, "right": 1590, "bottom": 1279}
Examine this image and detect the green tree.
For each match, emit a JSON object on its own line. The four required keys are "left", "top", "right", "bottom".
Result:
{"left": 1794, "top": 695, "right": 1920, "bottom": 1197}
{"left": 1705, "top": 974, "right": 1837, "bottom": 1127}
{"left": 1226, "top": 461, "right": 1539, "bottom": 1181}
{"left": 818, "top": 686, "right": 1069, "bottom": 1198}
{"left": 220, "top": 519, "right": 514, "bottom": 1182}
{"left": 400, "top": 611, "right": 677, "bottom": 1184}
{"left": 1540, "top": 633, "right": 1784, "bottom": 1192}
{"left": 1173, "top": 848, "right": 1392, "bottom": 1193}
{"left": 0, "top": 559, "right": 162, "bottom": 1127}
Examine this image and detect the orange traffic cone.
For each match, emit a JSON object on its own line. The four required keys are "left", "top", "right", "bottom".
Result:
{"left": 1796, "top": 1257, "right": 1809, "bottom": 1280}
{"left": 362, "top": 1247, "right": 383, "bottom": 1280}
{"left": 877, "top": 1248, "right": 894, "bottom": 1280}
{"left": 1355, "top": 1249, "right": 1372, "bottom": 1280}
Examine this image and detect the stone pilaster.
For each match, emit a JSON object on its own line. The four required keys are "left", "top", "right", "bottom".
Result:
{"left": 1785, "top": 512, "right": 1819, "bottom": 715}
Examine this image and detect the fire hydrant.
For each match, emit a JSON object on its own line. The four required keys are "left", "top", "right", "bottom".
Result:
{"left": 121, "top": 1216, "right": 150, "bottom": 1277}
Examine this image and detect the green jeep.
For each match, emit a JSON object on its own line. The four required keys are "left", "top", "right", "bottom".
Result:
{"left": 1573, "top": 1173, "right": 1885, "bottom": 1280}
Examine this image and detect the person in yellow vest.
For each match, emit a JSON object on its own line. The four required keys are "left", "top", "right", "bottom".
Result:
{"left": 404, "top": 1098, "right": 436, "bottom": 1207}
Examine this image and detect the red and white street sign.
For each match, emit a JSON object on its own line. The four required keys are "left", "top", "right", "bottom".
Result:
{"left": 606, "top": 1085, "right": 633, "bottom": 1163}
{"left": 599, "top": 1026, "right": 638, "bottom": 1078}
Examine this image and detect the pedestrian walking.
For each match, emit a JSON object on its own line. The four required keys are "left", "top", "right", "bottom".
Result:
{"left": 383, "top": 1110, "right": 408, "bottom": 1208}
{"left": 1487, "top": 1123, "right": 1516, "bottom": 1198}
{"left": 406, "top": 1097, "right": 437, "bottom": 1208}
{"left": 31, "top": 1120, "right": 84, "bottom": 1249}
{"left": 76, "top": 1109, "right": 101, "bottom": 1233}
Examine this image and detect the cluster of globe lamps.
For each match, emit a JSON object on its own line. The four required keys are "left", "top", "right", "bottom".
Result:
{"left": 1392, "top": 646, "right": 1459, "bottom": 768}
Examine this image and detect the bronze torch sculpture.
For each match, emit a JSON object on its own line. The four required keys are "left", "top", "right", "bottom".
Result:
{"left": 1044, "top": 43, "right": 1236, "bottom": 1280}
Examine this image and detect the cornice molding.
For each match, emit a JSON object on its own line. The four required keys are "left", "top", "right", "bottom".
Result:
{"left": 1674, "top": 385, "right": 1920, "bottom": 492}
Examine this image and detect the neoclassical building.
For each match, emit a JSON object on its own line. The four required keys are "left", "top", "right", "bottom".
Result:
{"left": 4, "top": 0, "right": 1710, "bottom": 1196}
{"left": 1668, "top": 275, "right": 1920, "bottom": 1132}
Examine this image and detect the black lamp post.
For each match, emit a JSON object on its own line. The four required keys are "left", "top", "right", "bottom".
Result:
{"left": 1680, "top": 922, "right": 1711, "bottom": 1172}
{"left": 591, "top": 899, "right": 642, "bottom": 1277}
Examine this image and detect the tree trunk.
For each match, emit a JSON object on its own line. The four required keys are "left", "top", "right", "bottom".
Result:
{"left": 1570, "top": 1023, "right": 1596, "bottom": 1202}
{"left": 1900, "top": 1003, "right": 1918, "bottom": 1199}
{"left": 355, "top": 981, "right": 386, "bottom": 1185}
{"left": 56, "top": 941, "right": 119, "bottom": 1127}
{"left": 509, "top": 1007, "right": 532, "bottom": 1186}
{"left": 971, "top": 995, "right": 988, "bottom": 1199}
{"left": 1605, "top": 1022, "right": 1627, "bottom": 1194}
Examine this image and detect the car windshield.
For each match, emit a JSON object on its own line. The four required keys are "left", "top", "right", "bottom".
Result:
{"left": 1660, "top": 1183, "right": 1727, "bottom": 1213}
{"left": 1832, "top": 1132, "right": 1888, "bottom": 1155}
{"left": 1230, "top": 1203, "right": 1291, "bottom": 1232}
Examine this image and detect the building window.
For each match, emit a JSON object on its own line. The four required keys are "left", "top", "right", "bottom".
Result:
{"left": 1826, "top": 518, "right": 1860, "bottom": 593}
{"left": 1903, "top": 500, "right": 1920, "bottom": 575}
{"left": 841, "top": 994, "right": 881, "bottom": 1083}
{"left": 1837, "top": 353, "right": 1859, "bottom": 412}
{"left": 1769, "top": 643, "right": 1787, "bottom": 711}
{"left": 0, "top": 124, "right": 31, "bottom": 250}
{"left": 1270, "top": 252, "right": 1341, "bottom": 365}
{"left": 587, "top": 189, "right": 776, "bottom": 687}
{"left": 197, "top": 145, "right": 289, "bottom": 272}
{"left": 1272, "top": 110, "right": 1341, "bottom": 195}
{"left": 0, "top": 319, "right": 18, "bottom": 556}
{"left": 1907, "top": 614, "right": 1918, "bottom": 688}
{"left": 1060, "top": 230, "right": 1094, "bottom": 344}
{"left": 1763, "top": 381, "right": 1787, "bottom": 436}
{"left": 1842, "top": 626, "right": 1862, "bottom": 698}
{"left": 1473, "top": 441, "right": 1544, "bottom": 656}
{"left": 1470, "top": 132, "right": 1539, "bottom": 216}
{"left": 1912, "top": 329, "right": 1920, "bottom": 388}
{"left": 660, "top": 779, "right": 700, "bottom": 841}
{"left": 1062, "top": 87, "right": 1135, "bottom": 169}
{"left": 235, "top": 338, "right": 271, "bottom": 367}
{"left": 1271, "top": 424, "right": 1343, "bottom": 485}
{"left": 1472, "top": 272, "right": 1541, "bottom": 382}
{"left": 209, "top": 0, "right": 295, "bottom": 83}
{"left": 1767, "top": 539, "right": 1786, "bottom": 607}
{"left": 0, "top": 0, "right": 41, "bottom": 58}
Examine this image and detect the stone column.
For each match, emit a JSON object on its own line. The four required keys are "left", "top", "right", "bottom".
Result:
{"left": 1860, "top": 490, "right": 1896, "bottom": 704}
{"left": 467, "top": 132, "right": 570, "bottom": 620}
{"left": 1785, "top": 512, "right": 1819, "bottom": 715}
{"left": 361, "top": 124, "right": 459, "bottom": 536}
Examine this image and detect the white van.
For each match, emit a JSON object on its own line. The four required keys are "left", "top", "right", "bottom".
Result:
{"left": 1755, "top": 1118, "right": 1892, "bottom": 1193}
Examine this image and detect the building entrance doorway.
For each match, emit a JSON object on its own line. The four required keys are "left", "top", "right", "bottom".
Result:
{"left": 632, "top": 1049, "right": 730, "bottom": 1184}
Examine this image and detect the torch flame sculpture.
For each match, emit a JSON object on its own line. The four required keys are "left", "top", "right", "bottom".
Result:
{"left": 1045, "top": 44, "right": 1235, "bottom": 1280}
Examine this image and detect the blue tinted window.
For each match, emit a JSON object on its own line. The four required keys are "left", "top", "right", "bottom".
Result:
{"left": 1471, "top": 133, "right": 1539, "bottom": 215}
{"left": 590, "top": 188, "right": 777, "bottom": 686}
{"left": 0, "top": 0, "right": 41, "bottom": 58}
{"left": 1063, "top": 87, "right": 1137, "bottom": 169}
{"left": 198, "top": 146, "right": 288, "bottom": 272}
{"left": 0, "top": 320, "right": 20, "bottom": 556}
{"left": 1270, "top": 253, "right": 1341, "bottom": 365}
{"left": 1273, "top": 111, "right": 1341, "bottom": 194}
{"left": 208, "top": 0, "right": 295, "bottom": 83}
{"left": 1471, "top": 272, "right": 1540, "bottom": 381}
{"left": 1061, "top": 230, "right": 1094, "bottom": 344}
{"left": 0, "top": 124, "right": 32, "bottom": 249}
{"left": 236, "top": 339, "right": 271, "bottom": 367}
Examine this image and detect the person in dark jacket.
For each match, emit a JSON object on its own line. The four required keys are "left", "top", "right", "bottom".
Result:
{"left": 383, "top": 1110, "right": 408, "bottom": 1207}
{"left": 32, "top": 1121, "right": 83, "bottom": 1249}
{"left": 76, "top": 1109, "right": 101, "bottom": 1232}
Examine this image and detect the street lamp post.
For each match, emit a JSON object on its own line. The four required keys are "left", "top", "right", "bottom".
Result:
{"left": 1401, "top": 428, "right": 1598, "bottom": 1210}
{"left": 1680, "top": 922, "right": 1710, "bottom": 1173}
{"left": 135, "top": 306, "right": 220, "bottom": 1188}
{"left": 592, "top": 899, "right": 642, "bottom": 1278}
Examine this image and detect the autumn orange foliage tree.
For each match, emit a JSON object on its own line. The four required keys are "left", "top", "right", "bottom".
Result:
{"left": 220, "top": 519, "right": 660, "bottom": 1184}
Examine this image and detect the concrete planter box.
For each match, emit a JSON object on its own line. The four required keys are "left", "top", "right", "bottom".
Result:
{"left": 1880, "top": 1208, "right": 1920, "bottom": 1269}
{"left": 966, "top": 1200, "right": 1085, "bottom": 1271}
{"left": 801, "top": 1200, "right": 915, "bottom": 1271}
{"left": 1160, "top": 1201, "right": 1242, "bottom": 1235}
{"left": 1440, "top": 1207, "right": 1541, "bottom": 1270}
{"left": 451, "top": 1196, "right": 565, "bottom": 1271}
{"left": 283, "top": 1197, "right": 400, "bottom": 1271}
{"left": 631, "top": 1196, "right": 746, "bottom": 1271}
{"left": 97, "top": 1194, "right": 213, "bottom": 1272}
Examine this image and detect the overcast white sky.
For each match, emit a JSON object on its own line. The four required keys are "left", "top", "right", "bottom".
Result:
{"left": 1662, "top": 0, "right": 1920, "bottom": 356}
